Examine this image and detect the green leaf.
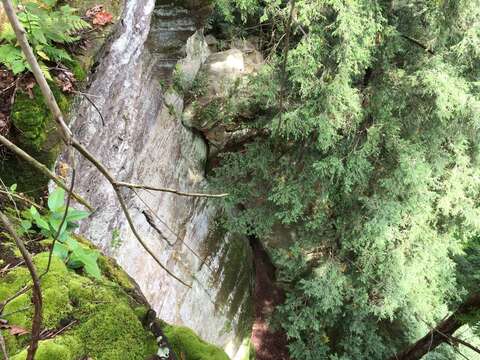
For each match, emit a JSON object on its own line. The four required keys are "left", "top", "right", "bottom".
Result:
{"left": 31, "top": 28, "right": 47, "bottom": 45}
{"left": 20, "top": 220, "right": 32, "bottom": 231}
{"left": 10, "top": 184, "right": 17, "bottom": 192}
{"left": 53, "top": 242, "right": 69, "bottom": 261}
{"left": 30, "top": 206, "right": 50, "bottom": 231}
{"left": 65, "top": 236, "right": 80, "bottom": 251}
{"left": 69, "top": 246, "right": 101, "bottom": 279}
{"left": 48, "top": 215, "right": 68, "bottom": 236}
{"left": 83, "top": 258, "right": 101, "bottom": 279}
{"left": 11, "top": 60, "right": 27, "bottom": 75}
{"left": 48, "top": 188, "right": 65, "bottom": 213}
{"left": 65, "top": 209, "right": 90, "bottom": 222}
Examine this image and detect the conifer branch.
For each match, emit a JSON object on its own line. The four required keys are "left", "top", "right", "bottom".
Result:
{"left": 276, "top": 0, "right": 296, "bottom": 131}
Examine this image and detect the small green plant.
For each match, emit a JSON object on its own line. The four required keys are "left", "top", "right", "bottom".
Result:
{"left": 0, "top": 1, "right": 90, "bottom": 78}
{"left": 110, "top": 228, "right": 122, "bottom": 250}
{"left": 20, "top": 187, "right": 101, "bottom": 278}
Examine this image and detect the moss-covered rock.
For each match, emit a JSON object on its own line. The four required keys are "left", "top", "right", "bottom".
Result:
{"left": 0, "top": 242, "right": 235, "bottom": 360}
{"left": 164, "top": 324, "right": 230, "bottom": 360}
{"left": 1, "top": 83, "right": 70, "bottom": 193}
{"left": 0, "top": 252, "right": 158, "bottom": 360}
{"left": 11, "top": 85, "right": 68, "bottom": 151}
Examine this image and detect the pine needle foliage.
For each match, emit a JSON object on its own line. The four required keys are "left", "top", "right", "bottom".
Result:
{"left": 212, "top": 0, "right": 480, "bottom": 359}
{"left": 0, "top": 1, "right": 90, "bottom": 78}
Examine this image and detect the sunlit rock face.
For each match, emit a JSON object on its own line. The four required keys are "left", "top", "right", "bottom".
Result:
{"left": 61, "top": 0, "right": 252, "bottom": 357}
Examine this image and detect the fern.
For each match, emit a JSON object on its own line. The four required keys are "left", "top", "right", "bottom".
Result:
{"left": 0, "top": 2, "right": 90, "bottom": 77}
{"left": 0, "top": 44, "right": 29, "bottom": 74}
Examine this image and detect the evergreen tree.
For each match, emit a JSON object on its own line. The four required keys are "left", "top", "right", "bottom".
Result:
{"left": 212, "top": 0, "right": 480, "bottom": 358}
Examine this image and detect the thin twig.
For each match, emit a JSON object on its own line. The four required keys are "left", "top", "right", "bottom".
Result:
{"left": 133, "top": 189, "right": 214, "bottom": 273}
{"left": 0, "top": 330, "right": 8, "bottom": 360}
{"left": 40, "top": 148, "right": 76, "bottom": 279}
{"left": 3, "top": 0, "right": 196, "bottom": 288}
{"left": 74, "top": 91, "right": 105, "bottom": 126}
{"left": 0, "top": 189, "right": 43, "bottom": 209}
{"left": 1, "top": 306, "right": 30, "bottom": 318}
{"left": 0, "top": 135, "right": 93, "bottom": 211}
{"left": 0, "top": 211, "right": 42, "bottom": 360}
{"left": 116, "top": 181, "right": 228, "bottom": 198}
{"left": 450, "top": 335, "right": 480, "bottom": 355}
{"left": 0, "top": 285, "right": 31, "bottom": 315}
{"left": 71, "top": 139, "right": 192, "bottom": 288}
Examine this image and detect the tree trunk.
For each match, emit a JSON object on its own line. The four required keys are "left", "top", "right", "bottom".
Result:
{"left": 391, "top": 293, "right": 480, "bottom": 360}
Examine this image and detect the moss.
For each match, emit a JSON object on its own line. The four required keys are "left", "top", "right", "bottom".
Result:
{"left": 11, "top": 84, "right": 69, "bottom": 151}
{"left": 1, "top": 252, "right": 158, "bottom": 360}
{"left": 1, "top": 236, "right": 229, "bottom": 360}
{"left": 11, "top": 340, "right": 73, "bottom": 360}
{"left": 97, "top": 254, "right": 135, "bottom": 291}
{"left": 164, "top": 324, "right": 230, "bottom": 360}
{"left": 75, "top": 303, "right": 158, "bottom": 359}
{"left": 1, "top": 83, "right": 70, "bottom": 193}
{"left": 70, "top": 60, "right": 87, "bottom": 82}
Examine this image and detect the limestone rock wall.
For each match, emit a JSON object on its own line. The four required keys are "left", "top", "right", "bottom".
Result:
{"left": 61, "top": 0, "right": 252, "bottom": 357}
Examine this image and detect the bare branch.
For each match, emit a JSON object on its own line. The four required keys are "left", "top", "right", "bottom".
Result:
{"left": 71, "top": 139, "right": 192, "bottom": 288}
{"left": 2, "top": 0, "right": 193, "bottom": 288}
{"left": 0, "top": 135, "right": 93, "bottom": 211}
{"left": 0, "top": 189, "right": 43, "bottom": 209}
{"left": 116, "top": 182, "right": 228, "bottom": 198}
{"left": 0, "top": 211, "right": 42, "bottom": 360}
{"left": 401, "top": 34, "right": 435, "bottom": 55}
{"left": 0, "top": 330, "right": 8, "bottom": 360}
{"left": 449, "top": 335, "right": 480, "bottom": 356}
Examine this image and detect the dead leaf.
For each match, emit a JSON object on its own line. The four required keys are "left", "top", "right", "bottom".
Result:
{"left": 58, "top": 161, "right": 69, "bottom": 178}
{"left": 25, "top": 78, "right": 36, "bottom": 99}
{"left": 9, "top": 325, "right": 29, "bottom": 336}
{"left": 92, "top": 11, "right": 113, "bottom": 26}
{"left": 85, "top": 4, "right": 103, "bottom": 18}
{"left": 55, "top": 69, "right": 75, "bottom": 93}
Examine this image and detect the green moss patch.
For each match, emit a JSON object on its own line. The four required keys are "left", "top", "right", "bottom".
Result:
{"left": 0, "top": 252, "right": 158, "bottom": 360}
{"left": 164, "top": 324, "right": 230, "bottom": 360}
{"left": 0, "top": 243, "right": 233, "bottom": 360}
{"left": 1, "top": 83, "right": 70, "bottom": 193}
{"left": 11, "top": 85, "right": 68, "bottom": 151}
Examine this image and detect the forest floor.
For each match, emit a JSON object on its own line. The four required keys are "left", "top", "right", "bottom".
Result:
{"left": 250, "top": 238, "right": 291, "bottom": 360}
